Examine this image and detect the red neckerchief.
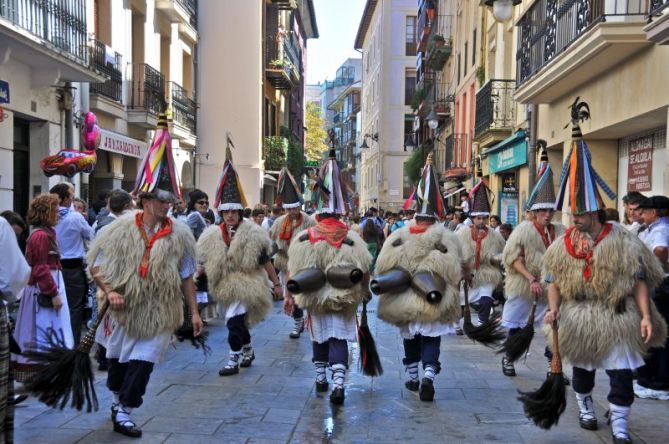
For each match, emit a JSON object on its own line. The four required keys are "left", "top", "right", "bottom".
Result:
{"left": 279, "top": 212, "right": 303, "bottom": 243}
{"left": 135, "top": 212, "right": 173, "bottom": 278}
{"left": 409, "top": 220, "right": 434, "bottom": 234}
{"left": 470, "top": 226, "right": 489, "bottom": 270}
{"left": 308, "top": 218, "right": 348, "bottom": 248}
{"left": 220, "top": 221, "right": 240, "bottom": 247}
{"left": 533, "top": 221, "right": 556, "bottom": 249}
{"left": 564, "top": 223, "right": 613, "bottom": 281}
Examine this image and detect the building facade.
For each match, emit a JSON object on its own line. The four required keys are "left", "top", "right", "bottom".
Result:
{"left": 355, "top": 0, "right": 416, "bottom": 212}
{"left": 198, "top": 0, "right": 318, "bottom": 207}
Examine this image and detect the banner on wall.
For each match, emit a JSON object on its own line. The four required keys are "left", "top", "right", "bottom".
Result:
{"left": 627, "top": 135, "right": 653, "bottom": 192}
{"left": 499, "top": 191, "right": 519, "bottom": 227}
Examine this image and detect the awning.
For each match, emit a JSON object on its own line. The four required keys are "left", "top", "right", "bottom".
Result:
{"left": 485, "top": 130, "right": 528, "bottom": 174}
{"left": 443, "top": 167, "right": 468, "bottom": 180}
{"left": 484, "top": 130, "right": 526, "bottom": 155}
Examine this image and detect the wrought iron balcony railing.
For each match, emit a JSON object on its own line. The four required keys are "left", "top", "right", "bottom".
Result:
{"left": 1, "top": 0, "right": 89, "bottom": 64}
{"left": 89, "top": 39, "right": 122, "bottom": 102}
{"left": 516, "top": 0, "right": 649, "bottom": 87}
{"left": 648, "top": 0, "right": 669, "bottom": 18}
{"left": 170, "top": 81, "right": 196, "bottom": 133}
{"left": 129, "top": 63, "right": 166, "bottom": 115}
{"left": 474, "top": 79, "right": 515, "bottom": 138}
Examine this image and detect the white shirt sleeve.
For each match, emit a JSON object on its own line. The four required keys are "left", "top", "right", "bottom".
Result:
{"left": 0, "top": 218, "right": 31, "bottom": 302}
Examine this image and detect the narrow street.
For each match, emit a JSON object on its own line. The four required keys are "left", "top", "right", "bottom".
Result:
{"left": 14, "top": 300, "right": 669, "bottom": 443}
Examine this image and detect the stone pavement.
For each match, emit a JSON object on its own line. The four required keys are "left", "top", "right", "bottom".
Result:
{"left": 14, "top": 300, "right": 669, "bottom": 443}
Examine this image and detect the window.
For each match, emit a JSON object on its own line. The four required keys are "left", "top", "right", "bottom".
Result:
{"left": 464, "top": 42, "right": 468, "bottom": 76}
{"left": 405, "top": 16, "right": 417, "bottom": 56}
{"left": 405, "top": 71, "right": 416, "bottom": 105}
{"left": 472, "top": 29, "right": 476, "bottom": 66}
{"left": 457, "top": 53, "right": 461, "bottom": 84}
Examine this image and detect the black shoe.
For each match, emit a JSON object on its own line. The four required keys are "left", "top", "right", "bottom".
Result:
{"left": 405, "top": 380, "right": 419, "bottom": 392}
{"left": 10, "top": 394, "right": 28, "bottom": 406}
{"left": 502, "top": 357, "right": 516, "bottom": 377}
{"left": 611, "top": 434, "right": 633, "bottom": 444}
{"left": 98, "top": 361, "right": 109, "bottom": 372}
{"left": 111, "top": 404, "right": 118, "bottom": 422}
{"left": 113, "top": 420, "right": 142, "bottom": 438}
{"left": 419, "top": 378, "right": 435, "bottom": 402}
{"left": 289, "top": 330, "right": 301, "bottom": 339}
{"left": 315, "top": 380, "right": 329, "bottom": 392}
{"left": 330, "top": 387, "right": 345, "bottom": 405}
{"left": 219, "top": 365, "right": 239, "bottom": 376}
{"left": 240, "top": 352, "right": 255, "bottom": 368}
{"left": 578, "top": 415, "right": 598, "bottom": 431}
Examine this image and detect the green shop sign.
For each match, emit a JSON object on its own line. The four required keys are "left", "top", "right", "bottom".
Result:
{"left": 487, "top": 131, "right": 527, "bottom": 173}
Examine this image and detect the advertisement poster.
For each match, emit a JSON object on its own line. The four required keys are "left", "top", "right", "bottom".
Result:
{"left": 627, "top": 135, "right": 653, "bottom": 192}
{"left": 499, "top": 191, "right": 519, "bottom": 227}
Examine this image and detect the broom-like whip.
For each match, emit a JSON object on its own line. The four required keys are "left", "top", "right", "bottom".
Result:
{"left": 23, "top": 301, "right": 110, "bottom": 412}
{"left": 175, "top": 302, "right": 211, "bottom": 357}
{"left": 357, "top": 298, "right": 383, "bottom": 377}
{"left": 517, "top": 320, "right": 567, "bottom": 429}
{"left": 462, "top": 279, "right": 506, "bottom": 346}
{"left": 497, "top": 295, "right": 537, "bottom": 362}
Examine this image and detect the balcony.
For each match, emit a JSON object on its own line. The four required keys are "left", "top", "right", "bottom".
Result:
{"left": 89, "top": 39, "right": 124, "bottom": 116}
{"left": 169, "top": 81, "right": 196, "bottom": 143}
{"left": 644, "top": 0, "right": 669, "bottom": 44}
{"left": 515, "top": 0, "right": 652, "bottom": 103}
{"left": 273, "top": 0, "right": 298, "bottom": 9}
{"left": 434, "top": 78, "right": 453, "bottom": 118}
{"left": 425, "top": 15, "right": 453, "bottom": 72}
{"left": 416, "top": 0, "right": 436, "bottom": 53}
{"left": 265, "top": 30, "right": 301, "bottom": 90}
{"left": 128, "top": 63, "right": 166, "bottom": 128}
{"left": 474, "top": 79, "right": 515, "bottom": 147}
{"left": 0, "top": 0, "right": 106, "bottom": 84}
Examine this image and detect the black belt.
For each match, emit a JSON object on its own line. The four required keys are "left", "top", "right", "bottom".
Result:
{"left": 60, "top": 258, "right": 84, "bottom": 268}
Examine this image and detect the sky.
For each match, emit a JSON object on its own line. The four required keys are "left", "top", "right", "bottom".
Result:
{"left": 306, "top": 0, "right": 366, "bottom": 84}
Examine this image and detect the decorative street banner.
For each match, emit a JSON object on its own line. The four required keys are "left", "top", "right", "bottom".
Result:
{"left": 627, "top": 135, "right": 653, "bottom": 192}
{"left": 99, "top": 129, "right": 146, "bottom": 159}
{"left": 499, "top": 191, "right": 519, "bottom": 227}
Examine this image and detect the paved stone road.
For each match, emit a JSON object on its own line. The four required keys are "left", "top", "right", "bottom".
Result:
{"left": 14, "top": 300, "right": 669, "bottom": 443}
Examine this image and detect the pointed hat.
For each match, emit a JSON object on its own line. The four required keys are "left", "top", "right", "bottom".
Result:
{"left": 526, "top": 141, "right": 557, "bottom": 211}
{"left": 469, "top": 161, "right": 492, "bottom": 216}
{"left": 554, "top": 97, "right": 616, "bottom": 214}
{"left": 276, "top": 167, "right": 303, "bottom": 209}
{"left": 214, "top": 144, "right": 248, "bottom": 211}
{"left": 407, "top": 152, "right": 446, "bottom": 218}
{"left": 313, "top": 138, "right": 350, "bottom": 215}
{"left": 133, "top": 113, "right": 181, "bottom": 201}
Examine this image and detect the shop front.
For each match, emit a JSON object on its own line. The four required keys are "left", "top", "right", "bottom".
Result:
{"left": 89, "top": 129, "right": 146, "bottom": 199}
{"left": 484, "top": 130, "right": 528, "bottom": 227}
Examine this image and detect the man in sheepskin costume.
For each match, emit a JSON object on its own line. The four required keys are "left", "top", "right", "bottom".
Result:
{"left": 542, "top": 100, "right": 667, "bottom": 444}
{"left": 458, "top": 168, "right": 505, "bottom": 324}
{"left": 89, "top": 114, "right": 201, "bottom": 438}
{"left": 500, "top": 145, "right": 565, "bottom": 377}
{"left": 374, "top": 153, "right": 463, "bottom": 402}
{"left": 270, "top": 167, "right": 316, "bottom": 338}
{"left": 198, "top": 147, "right": 282, "bottom": 377}
{"left": 286, "top": 144, "right": 371, "bottom": 405}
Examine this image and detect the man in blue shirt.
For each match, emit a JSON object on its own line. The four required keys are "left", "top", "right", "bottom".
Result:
{"left": 636, "top": 195, "right": 669, "bottom": 400}
{"left": 50, "top": 182, "right": 93, "bottom": 345}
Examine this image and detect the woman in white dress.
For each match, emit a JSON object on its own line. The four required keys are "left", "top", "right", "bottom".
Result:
{"left": 12, "top": 194, "right": 74, "bottom": 382}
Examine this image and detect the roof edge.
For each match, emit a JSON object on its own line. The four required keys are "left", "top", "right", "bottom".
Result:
{"left": 354, "top": 0, "right": 378, "bottom": 50}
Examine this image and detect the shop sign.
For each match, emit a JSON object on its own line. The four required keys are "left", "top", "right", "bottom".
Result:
{"left": 489, "top": 140, "right": 527, "bottom": 173}
{"left": 0, "top": 80, "right": 9, "bottom": 104}
{"left": 99, "top": 129, "right": 146, "bottom": 159}
{"left": 627, "top": 135, "right": 653, "bottom": 192}
{"left": 502, "top": 172, "right": 517, "bottom": 192}
{"left": 499, "top": 191, "right": 519, "bottom": 227}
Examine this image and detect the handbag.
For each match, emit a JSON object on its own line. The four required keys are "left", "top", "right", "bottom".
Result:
{"left": 36, "top": 293, "right": 54, "bottom": 308}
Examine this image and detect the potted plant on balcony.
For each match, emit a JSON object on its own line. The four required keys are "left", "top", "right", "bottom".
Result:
{"left": 411, "top": 86, "right": 429, "bottom": 111}
{"left": 433, "top": 34, "right": 445, "bottom": 48}
{"left": 265, "top": 136, "right": 288, "bottom": 171}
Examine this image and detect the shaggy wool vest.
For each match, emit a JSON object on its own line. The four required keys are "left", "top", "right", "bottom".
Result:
{"left": 197, "top": 221, "right": 272, "bottom": 327}
{"left": 269, "top": 212, "right": 316, "bottom": 273}
{"left": 87, "top": 212, "right": 196, "bottom": 339}
{"left": 287, "top": 228, "right": 371, "bottom": 316}
{"left": 502, "top": 221, "right": 566, "bottom": 303}
{"left": 374, "top": 222, "right": 463, "bottom": 327}
{"left": 458, "top": 226, "right": 505, "bottom": 289}
{"left": 542, "top": 224, "right": 667, "bottom": 366}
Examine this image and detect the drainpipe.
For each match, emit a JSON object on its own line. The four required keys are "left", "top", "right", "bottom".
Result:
{"left": 527, "top": 103, "right": 538, "bottom": 192}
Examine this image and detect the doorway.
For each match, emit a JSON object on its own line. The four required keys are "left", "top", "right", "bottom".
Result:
{"left": 13, "top": 118, "right": 30, "bottom": 217}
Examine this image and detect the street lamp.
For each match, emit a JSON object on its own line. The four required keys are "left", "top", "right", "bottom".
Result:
{"left": 484, "top": 0, "right": 521, "bottom": 23}
{"left": 403, "top": 133, "right": 416, "bottom": 151}
{"left": 426, "top": 108, "right": 439, "bottom": 130}
{"left": 360, "top": 132, "right": 378, "bottom": 149}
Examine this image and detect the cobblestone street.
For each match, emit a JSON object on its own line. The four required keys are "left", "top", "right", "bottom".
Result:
{"left": 14, "top": 300, "right": 669, "bottom": 443}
